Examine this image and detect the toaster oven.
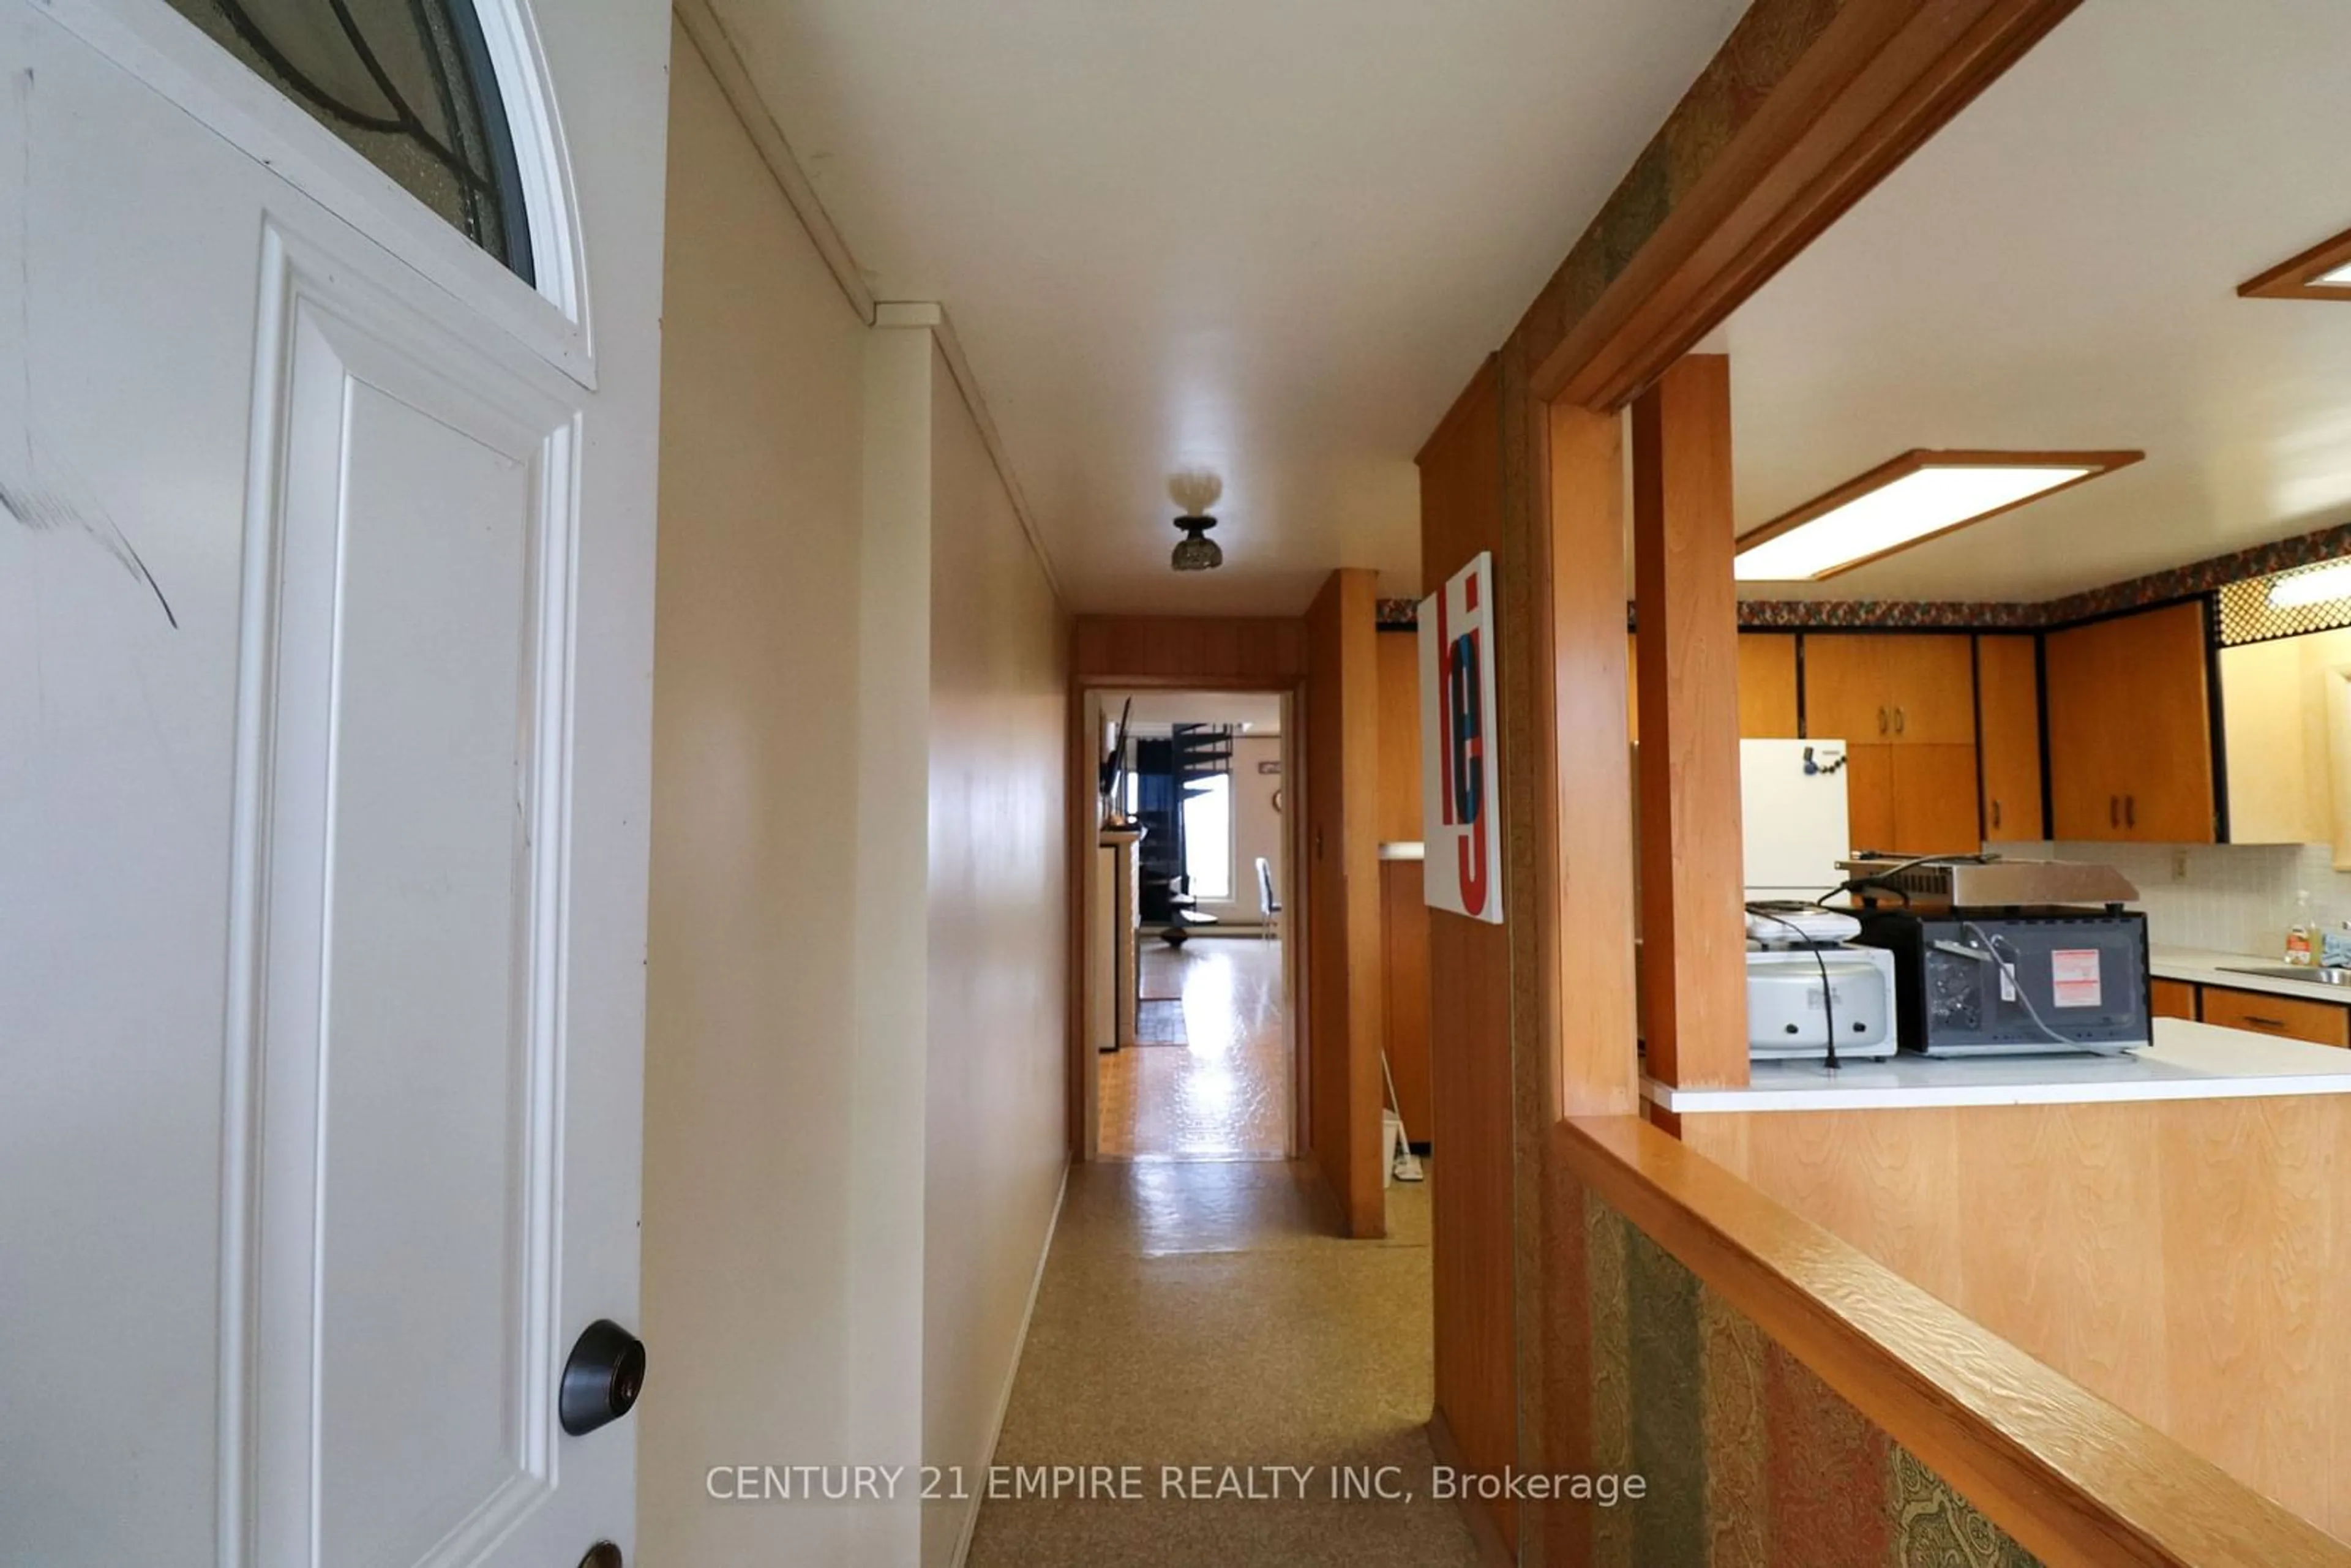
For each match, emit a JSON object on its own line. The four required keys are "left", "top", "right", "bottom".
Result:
{"left": 1745, "top": 945, "right": 1899, "bottom": 1062}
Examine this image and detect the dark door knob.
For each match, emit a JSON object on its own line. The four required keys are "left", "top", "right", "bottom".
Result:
{"left": 579, "top": 1546, "right": 623, "bottom": 1568}
{"left": 560, "top": 1319, "right": 646, "bottom": 1436}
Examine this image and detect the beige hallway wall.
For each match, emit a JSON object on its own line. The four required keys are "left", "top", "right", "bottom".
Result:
{"left": 918, "top": 333, "right": 1072, "bottom": 1568}
{"left": 645, "top": 50, "right": 1071, "bottom": 1562}
{"left": 642, "top": 28, "right": 906, "bottom": 1561}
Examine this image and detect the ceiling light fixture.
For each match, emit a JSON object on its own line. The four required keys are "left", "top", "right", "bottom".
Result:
{"left": 1734, "top": 449, "right": 2143, "bottom": 582}
{"left": 2268, "top": 560, "right": 2351, "bottom": 608}
{"left": 1168, "top": 471, "right": 1224, "bottom": 572}
{"left": 2240, "top": 223, "right": 2351, "bottom": 301}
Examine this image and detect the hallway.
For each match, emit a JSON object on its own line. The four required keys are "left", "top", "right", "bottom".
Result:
{"left": 966, "top": 1162, "right": 1477, "bottom": 1567}
{"left": 1098, "top": 937, "right": 1291, "bottom": 1158}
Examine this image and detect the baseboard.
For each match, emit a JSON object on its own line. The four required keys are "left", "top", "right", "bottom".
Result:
{"left": 948, "top": 1158, "right": 1071, "bottom": 1568}
{"left": 1427, "top": 1408, "right": 1515, "bottom": 1567}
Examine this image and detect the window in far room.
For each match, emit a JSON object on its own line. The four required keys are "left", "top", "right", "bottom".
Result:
{"left": 1183, "top": 774, "right": 1232, "bottom": 901}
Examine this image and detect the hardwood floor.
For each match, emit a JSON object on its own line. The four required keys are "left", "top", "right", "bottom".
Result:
{"left": 1098, "top": 936, "right": 1290, "bottom": 1158}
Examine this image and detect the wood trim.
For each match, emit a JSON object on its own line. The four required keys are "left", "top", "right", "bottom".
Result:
{"left": 1736, "top": 449, "right": 2144, "bottom": 580}
{"left": 1068, "top": 617, "right": 1309, "bottom": 1165}
{"left": 1534, "top": 0, "right": 2086, "bottom": 411}
{"left": 1632, "top": 356, "right": 1748, "bottom": 1089}
{"left": 1070, "top": 615, "right": 1307, "bottom": 687}
{"left": 1547, "top": 402, "right": 1640, "bottom": 1116}
{"left": 1558, "top": 1114, "right": 2350, "bottom": 1568}
{"left": 1303, "top": 569, "right": 1388, "bottom": 1237}
{"left": 1427, "top": 1408, "right": 1515, "bottom": 1568}
{"left": 2239, "top": 222, "right": 2351, "bottom": 302}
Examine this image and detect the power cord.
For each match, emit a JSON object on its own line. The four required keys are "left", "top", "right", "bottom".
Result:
{"left": 1746, "top": 903, "right": 1841, "bottom": 1072}
{"left": 1950, "top": 921, "right": 2134, "bottom": 1057}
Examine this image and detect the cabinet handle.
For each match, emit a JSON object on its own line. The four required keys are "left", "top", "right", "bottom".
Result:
{"left": 2126, "top": 795, "right": 2137, "bottom": 829}
{"left": 1894, "top": 706, "right": 1907, "bottom": 735}
{"left": 2110, "top": 795, "right": 2120, "bottom": 827}
{"left": 1992, "top": 800, "right": 2003, "bottom": 830}
{"left": 1877, "top": 706, "right": 1889, "bottom": 735}
{"left": 2245, "top": 1015, "right": 2287, "bottom": 1030}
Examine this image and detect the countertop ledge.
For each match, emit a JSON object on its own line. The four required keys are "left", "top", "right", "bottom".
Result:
{"left": 2151, "top": 945, "right": 2351, "bottom": 1001}
{"left": 1648, "top": 1018, "right": 2351, "bottom": 1114}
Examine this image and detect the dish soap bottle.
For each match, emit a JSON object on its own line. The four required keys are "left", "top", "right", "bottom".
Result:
{"left": 2287, "top": 890, "right": 2316, "bottom": 967}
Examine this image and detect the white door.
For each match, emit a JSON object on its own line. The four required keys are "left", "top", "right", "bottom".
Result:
{"left": 0, "top": 2, "right": 659, "bottom": 1564}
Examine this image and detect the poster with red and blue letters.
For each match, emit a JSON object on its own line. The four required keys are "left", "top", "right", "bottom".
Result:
{"left": 1418, "top": 551, "right": 1504, "bottom": 923}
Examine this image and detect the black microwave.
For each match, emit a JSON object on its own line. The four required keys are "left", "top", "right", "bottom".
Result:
{"left": 1853, "top": 907, "right": 2151, "bottom": 1056}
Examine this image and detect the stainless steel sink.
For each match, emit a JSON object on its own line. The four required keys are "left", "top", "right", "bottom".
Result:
{"left": 2218, "top": 964, "right": 2351, "bottom": 987}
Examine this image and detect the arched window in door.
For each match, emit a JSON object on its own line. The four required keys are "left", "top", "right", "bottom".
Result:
{"left": 160, "top": 0, "right": 534, "bottom": 283}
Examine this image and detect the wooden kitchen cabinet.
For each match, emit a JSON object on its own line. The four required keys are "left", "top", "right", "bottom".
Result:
{"left": 2150, "top": 977, "right": 2198, "bottom": 1021}
{"left": 2198, "top": 984, "right": 2350, "bottom": 1048}
{"left": 1842, "top": 741, "right": 1981, "bottom": 855}
{"left": 2045, "top": 601, "right": 2215, "bottom": 843}
{"left": 1802, "top": 633, "right": 1975, "bottom": 745}
{"left": 1738, "top": 633, "right": 1799, "bottom": 737}
{"left": 1977, "top": 634, "right": 2045, "bottom": 841}
{"left": 1804, "top": 634, "right": 1980, "bottom": 853}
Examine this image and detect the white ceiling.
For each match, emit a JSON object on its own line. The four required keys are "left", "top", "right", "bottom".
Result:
{"left": 1723, "top": 0, "right": 2351, "bottom": 604}
{"left": 707, "top": 0, "right": 1745, "bottom": 612}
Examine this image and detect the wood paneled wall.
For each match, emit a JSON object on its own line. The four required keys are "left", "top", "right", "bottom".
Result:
{"left": 1682, "top": 1098, "right": 2351, "bottom": 1542}
{"left": 1416, "top": 359, "right": 1520, "bottom": 1555}
{"left": 1414, "top": 0, "right": 2087, "bottom": 1554}
{"left": 1376, "top": 631, "right": 1423, "bottom": 844}
{"left": 1303, "top": 570, "right": 1387, "bottom": 1239}
{"left": 1564, "top": 1115, "right": 2347, "bottom": 1568}
{"left": 1070, "top": 614, "right": 1306, "bottom": 686}
{"left": 1379, "top": 860, "right": 1432, "bottom": 1144}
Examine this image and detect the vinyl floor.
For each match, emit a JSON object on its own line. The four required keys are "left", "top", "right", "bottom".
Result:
{"left": 964, "top": 1161, "right": 1479, "bottom": 1567}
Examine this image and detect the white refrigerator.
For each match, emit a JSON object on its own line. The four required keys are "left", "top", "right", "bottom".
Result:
{"left": 1740, "top": 738, "right": 1851, "bottom": 903}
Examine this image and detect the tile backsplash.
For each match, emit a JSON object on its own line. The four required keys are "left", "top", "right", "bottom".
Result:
{"left": 2009, "top": 839, "right": 2351, "bottom": 957}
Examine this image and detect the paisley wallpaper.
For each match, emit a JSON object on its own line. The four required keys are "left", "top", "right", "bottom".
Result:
{"left": 1557, "top": 1180, "right": 2042, "bottom": 1567}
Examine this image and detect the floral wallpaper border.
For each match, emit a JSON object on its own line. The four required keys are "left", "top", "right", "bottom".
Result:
{"left": 1378, "top": 519, "right": 2351, "bottom": 633}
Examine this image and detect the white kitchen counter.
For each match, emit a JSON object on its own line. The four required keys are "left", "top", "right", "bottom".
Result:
{"left": 1646, "top": 1018, "right": 2351, "bottom": 1114}
{"left": 2150, "top": 943, "right": 2351, "bottom": 1001}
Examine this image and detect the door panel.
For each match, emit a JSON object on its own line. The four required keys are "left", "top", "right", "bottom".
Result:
{"left": 1737, "top": 632, "right": 1799, "bottom": 737}
{"left": 1978, "top": 635, "right": 2044, "bottom": 841}
{"left": 0, "top": 9, "right": 642, "bottom": 1564}
{"left": 2113, "top": 602, "right": 2216, "bottom": 843}
{"left": 1891, "top": 744, "right": 1984, "bottom": 855}
{"left": 2047, "top": 604, "right": 2214, "bottom": 843}
{"left": 1799, "top": 634, "right": 1885, "bottom": 744}
{"left": 1880, "top": 635, "right": 1976, "bottom": 745}
{"left": 255, "top": 280, "right": 582, "bottom": 1564}
{"left": 1842, "top": 743, "right": 1896, "bottom": 855}
{"left": 2047, "top": 617, "right": 2126, "bottom": 840}
{"left": 2150, "top": 978, "right": 2199, "bottom": 1021}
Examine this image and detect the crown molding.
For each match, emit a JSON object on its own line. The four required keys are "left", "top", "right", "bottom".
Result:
{"left": 875, "top": 302, "right": 1067, "bottom": 606}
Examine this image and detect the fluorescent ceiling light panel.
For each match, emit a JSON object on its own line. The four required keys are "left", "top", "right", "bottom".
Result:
{"left": 2241, "top": 225, "right": 2351, "bottom": 299}
{"left": 2268, "top": 560, "right": 2351, "bottom": 607}
{"left": 1734, "top": 451, "right": 2140, "bottom": 582}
